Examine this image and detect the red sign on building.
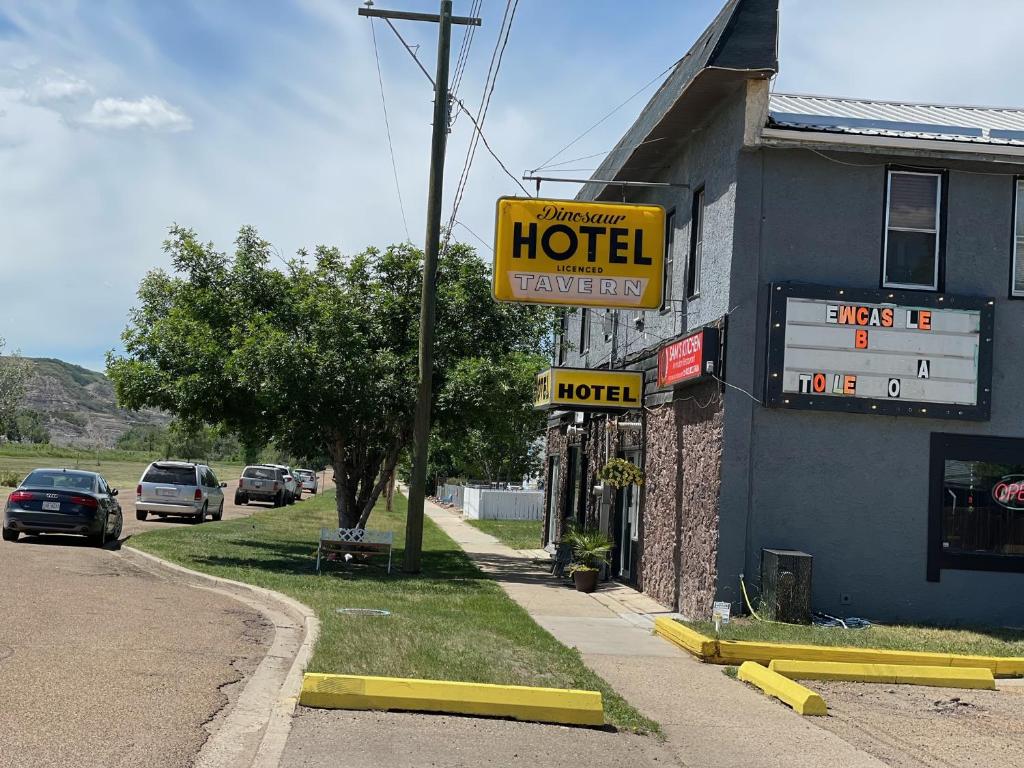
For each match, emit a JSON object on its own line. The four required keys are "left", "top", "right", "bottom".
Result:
{"left": 658, "top": 328, "right": 719, "bottom": 388}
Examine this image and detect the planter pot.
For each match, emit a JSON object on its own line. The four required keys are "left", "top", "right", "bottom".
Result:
{"left": 572, "top": 569, "right": 599, "bottom": 593}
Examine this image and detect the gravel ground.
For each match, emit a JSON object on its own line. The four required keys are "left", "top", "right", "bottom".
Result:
{"left": 810, "top": 680, "right": 1024, "bottom": 768}
{"left": 0, "top": 491, "right": 277, "bottom": 768}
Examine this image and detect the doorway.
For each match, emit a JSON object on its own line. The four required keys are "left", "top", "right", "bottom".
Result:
{"left": 613, "top": 449, "right": 641, "bottom": 583}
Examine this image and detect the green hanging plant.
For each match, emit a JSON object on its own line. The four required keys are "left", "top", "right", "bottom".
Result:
{"left": 599, "top": 458, "right": 644, "bottom": 489}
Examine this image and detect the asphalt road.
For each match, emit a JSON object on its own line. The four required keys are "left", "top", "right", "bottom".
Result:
{"left": 0, "top": 492, "right": 284, "bottom": 768}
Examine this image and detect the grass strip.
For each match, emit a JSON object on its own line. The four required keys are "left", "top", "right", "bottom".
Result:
{"left": 682, "top": 618, "right": 1024, "bottom": 658}
{"left": 465, "top": 518, "right": 544, "bottom": 551}
{"left": 129, "top": 491, "right": 659, "bottom": 733}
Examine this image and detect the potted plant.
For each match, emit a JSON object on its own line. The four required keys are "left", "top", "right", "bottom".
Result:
{"left": 563, "top": 527, "right": 613, "bottom": 593}
{"left": 599, "top": 457, "right": 645, "bottom": 489}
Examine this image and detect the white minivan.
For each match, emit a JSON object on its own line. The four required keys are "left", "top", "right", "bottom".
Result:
{"left": 135, "top": 461, "right": 226, "bottom": 523}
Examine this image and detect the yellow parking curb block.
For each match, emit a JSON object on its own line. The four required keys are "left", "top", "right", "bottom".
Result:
{"left": 651, "top": 620, "right": 1024, "bottom": 678}
{"left": 737, "top": 662, "right": 827, "bottom": 716}
{"left": 653, "top": 617, "right": 717, "bottom": 657}
{"left": 768, "top": 660, "right": 995, "bottom": 690}
{"left": 299, "top": 673, "right": 605, "bottom": 726}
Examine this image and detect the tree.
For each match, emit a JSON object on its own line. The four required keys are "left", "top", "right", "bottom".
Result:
{"left": 108, "top": 226, "right": 290, "bottom": 464}
{"left": 109, "top": 226, "right": 552, "bottom": 528}
{"left": 432, "top": 352, "right": 547, "bottom": 484}
{"left": 0, "top": 338, "right": 32, "bottom": 437}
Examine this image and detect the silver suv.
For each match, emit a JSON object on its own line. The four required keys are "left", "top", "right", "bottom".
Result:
{"left": 135, "top": 461, "right": 226, "bottom": 523}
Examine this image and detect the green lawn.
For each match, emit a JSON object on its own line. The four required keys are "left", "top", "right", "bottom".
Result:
{"left": 465, "top": 518, "right": 543, "bottom": 550}
{"left": 128, "top": 491, "right": 658, "bottom": 733}
{"left": 682, "top": 618, "right": 1024, "bottom": 658}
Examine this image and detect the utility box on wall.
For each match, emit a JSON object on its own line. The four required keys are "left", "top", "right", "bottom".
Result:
{"left": 760, "top": 549, "right": 813, "bottom": 624}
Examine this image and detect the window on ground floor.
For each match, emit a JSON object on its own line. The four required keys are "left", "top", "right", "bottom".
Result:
{"left": 929, "top": 433, "right": 1024, "bottom": 579}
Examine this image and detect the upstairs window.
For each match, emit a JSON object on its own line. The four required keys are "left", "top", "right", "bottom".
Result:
{"left": 556, "top": 311, "right": 568, "bottom": 365}
{"left": 687, "top": 188, "right": 704, "bottom": 299}
{"left": 661, "top": 210, "right": 676, "bottom": 312}
{"left": 884, "top": 170, "right": 942, "bottom": 290}
{"left": 579, "top": 309, "right": 591, "bottom": 355}
{"left": 1013, "top": 179, "right": 1024, "bottom": 297}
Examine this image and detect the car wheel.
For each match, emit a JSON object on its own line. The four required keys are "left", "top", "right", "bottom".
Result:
{"left": 274, "top": 491, "right": 283, "bottom": 508}
{"left": 2, "top": 528, "right": 18, "bottom": 542}
{"left": 214, "top": 502, "right": 223, "bottom": 522}
{"left": 111, "top": 512, "right": 123, "bottom": 541}
{"left": 89, "top": 515, "right": 108, "bottom": 547}
{"left": 136, "top": 510, "right": 148, "bottom": 521}
{"left": 194, "top": 503, "right": 207, "bottom": 524}
{"left": 233, "top": 491, "right": 245, "bottom": 505}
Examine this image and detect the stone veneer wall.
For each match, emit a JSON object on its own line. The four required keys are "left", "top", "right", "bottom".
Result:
{"left": 677, "top": 380, "right": 724, "bottom": 620}
{"left": 640, "top": 402, "right": 682, "bottom": 608}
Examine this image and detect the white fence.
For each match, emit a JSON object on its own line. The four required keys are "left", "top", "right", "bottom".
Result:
{"left": 462, "top": 487, "right": 544, "bottom": 521}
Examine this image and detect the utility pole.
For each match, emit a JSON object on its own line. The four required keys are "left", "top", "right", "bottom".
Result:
{"left": 358, "top": 1, "right": 481, "bottom": 573}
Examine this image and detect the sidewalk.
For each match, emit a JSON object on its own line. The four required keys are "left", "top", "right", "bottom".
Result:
{"left": 423, "top": 497, "right": 887, "bottom": 768}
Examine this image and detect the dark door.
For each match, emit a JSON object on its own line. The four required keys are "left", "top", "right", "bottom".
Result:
{"left": 611, "top": 449, "right": 641, "bottom": 584}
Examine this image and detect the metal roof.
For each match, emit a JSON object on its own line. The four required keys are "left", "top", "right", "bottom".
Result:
{"left": 768, "top": 93, "right": 1024, "bottom": 147}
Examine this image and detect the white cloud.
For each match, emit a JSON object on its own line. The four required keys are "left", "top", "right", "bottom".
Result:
{"left": 28, "top": 72, "right": 92, "bottom": 103}
{"left": 80, "top": 95, "right": 192, "bottom": 132}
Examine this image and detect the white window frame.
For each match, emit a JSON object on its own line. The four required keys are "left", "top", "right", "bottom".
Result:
{"left": 883, "top": 170, "right": 942, "bottom": 291}
{"left": 1013, "top": 178, "right": 1024, "bottom": 298}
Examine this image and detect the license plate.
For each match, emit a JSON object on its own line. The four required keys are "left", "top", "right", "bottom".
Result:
{"left": 42, "top": 501, "right": 61, "bottom": 512}
{"left": 253, "top": 482, "right": 263, "bottom": 489}
{"left": 157, "top": 488, "right": 177, "bottom": 497}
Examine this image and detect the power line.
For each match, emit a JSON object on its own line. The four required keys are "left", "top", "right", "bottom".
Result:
{"left": 446, "top": 0, "right": 521, "bottom": 246}
{"left": 381, "top": 16, "right": 530, "bottom": 198}
{"left": 449, "top": 0, "right": 482, "bottom": 124}
{"left": 369, "top": 17, "right": 411, "bottom": 241}
{"left": 453, "top": 218, "right": 493, "bottom": 252}
{"left": 533, "top": 137, "right": 668, "bottom": 172}
{"left": 532, "top": 55, "right": 684, "bottom": 173}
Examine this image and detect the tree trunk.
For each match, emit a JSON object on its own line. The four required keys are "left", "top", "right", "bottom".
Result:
{"left": 330, "top": 435, "right": 360, "bottom": 529}
{"left": 385, "top": 469, "right": 395, "bottom": 512}
{"left": 356, "top": 439, "right": 404, "bottom": 528}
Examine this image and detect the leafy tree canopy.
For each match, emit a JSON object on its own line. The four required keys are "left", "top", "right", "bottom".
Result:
{"left": 108, "top": 225, "right": 552, "bottom": 527}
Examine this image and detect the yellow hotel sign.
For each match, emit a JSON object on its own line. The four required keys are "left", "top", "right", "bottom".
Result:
{"left": 534, "top": 367, "right": 644, "bottom": 411}
{"left": 494, "top": 197, "right": 665, "bottom": 309}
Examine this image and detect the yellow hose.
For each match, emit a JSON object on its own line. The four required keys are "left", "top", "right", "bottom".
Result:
{"left": 740, "top": 576, "right": 790, "bottom": 625}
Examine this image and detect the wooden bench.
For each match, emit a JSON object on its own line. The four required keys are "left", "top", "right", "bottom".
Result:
{"left": 316, "top": 528, "right": 394, "bottom": 574}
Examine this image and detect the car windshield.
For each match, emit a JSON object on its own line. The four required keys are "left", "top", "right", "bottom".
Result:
{"left": 243, "top": 467, "right": 277, "bottom": 480}
{"left": 24, "top": 470, "right": 95, "bottom": 492}
{"left": 143, "top": 465, "right": 197, "bottom": 485}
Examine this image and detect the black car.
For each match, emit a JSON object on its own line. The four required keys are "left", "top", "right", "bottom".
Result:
{"left": 2, "top": 468, "right": 124, "bottom": 546}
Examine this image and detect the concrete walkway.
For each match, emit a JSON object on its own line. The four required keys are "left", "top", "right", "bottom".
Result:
{"left": 424, "top": 498, "right": 886, "bottom": 768}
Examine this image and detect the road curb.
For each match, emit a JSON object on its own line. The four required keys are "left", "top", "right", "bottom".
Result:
{"left": 300, "top": 672, "right": 605, "bottom": 726}
{"left": 738, "top": 662, "right": 827, "bottom": 716}
{"left": 119, "top": 545, "right": 320, "bottom": 768}
{"left": 768, "top": 659, "right": 996, "bottom": 689}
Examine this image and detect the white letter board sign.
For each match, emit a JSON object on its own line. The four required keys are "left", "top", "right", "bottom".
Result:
{"left": 764, "top": 283, "right": 994, "bottom": 421}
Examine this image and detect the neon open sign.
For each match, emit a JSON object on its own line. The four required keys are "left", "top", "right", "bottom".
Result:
{"left": 992, "top": 475, "right": 1024, "bottom": 510}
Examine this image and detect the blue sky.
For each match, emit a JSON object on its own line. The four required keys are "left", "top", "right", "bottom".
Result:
{"left": 1, "top": 0, "right": 1023, "bottom": 371}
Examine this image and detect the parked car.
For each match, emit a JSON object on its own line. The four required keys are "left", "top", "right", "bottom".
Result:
{"left": 294, "top": 469, "right": 318, "bottom": 495}
{"left": 236, "top": 465, "right": 289, "bottom": 507}
{"left": 135, "top": 461, "right": 226, "bottom": 523}
{"left": 260, "top": 464, "right": 299, "bottom": 503}
{"left": 2, "top": 467, "right": 123, "bottom": 546}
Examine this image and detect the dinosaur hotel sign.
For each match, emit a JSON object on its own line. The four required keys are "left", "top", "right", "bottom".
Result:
{"left": 493, "top": 197, "right": 665, "bottom": 309}
{"left": 765, "top": 284, "right": 994, "bottom": 420}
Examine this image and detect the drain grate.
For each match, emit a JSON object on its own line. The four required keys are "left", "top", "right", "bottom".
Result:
{"left": 336, "top": 608, "right": 391, "bottom": 617}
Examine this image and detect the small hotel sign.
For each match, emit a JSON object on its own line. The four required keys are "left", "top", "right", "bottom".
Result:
{"left": 657, "top": 328, "right": 719, "bottom": 388}
{"left": 534, "top": 367, "right": 643, "bottom": 412}
{"left": 493, "top": 197, "right": 665, "bottom": 309}
{"left": 765, "top": 283, "right": 994, "bottom": 420}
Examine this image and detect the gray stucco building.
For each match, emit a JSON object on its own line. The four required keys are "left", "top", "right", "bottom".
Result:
{"left": 542, "top": 0, "right": 1024, "bottom": 625}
